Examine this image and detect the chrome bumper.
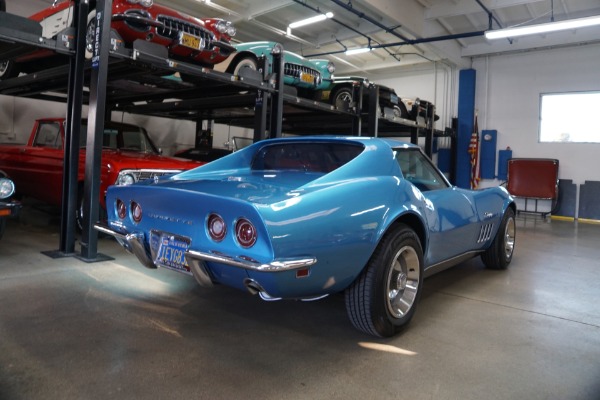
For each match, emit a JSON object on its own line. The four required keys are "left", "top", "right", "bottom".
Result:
{"left": 94, "top": 223, "right": 317, "bottom": 284}
{"left": 0, "top": 200, "right": 21, "bottom": 218}
{"left": 185, "top": 250, "right": 317, "bottom": 272}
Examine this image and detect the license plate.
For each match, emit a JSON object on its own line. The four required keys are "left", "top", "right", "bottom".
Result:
{"left": 179, "top": 32, "right": 203, "bottom": 50}
{"left": 300, "top": 72, "right": 316, "bottom": 84}
{"left": 155, "top": 234, "right": 191, "bottom": 274}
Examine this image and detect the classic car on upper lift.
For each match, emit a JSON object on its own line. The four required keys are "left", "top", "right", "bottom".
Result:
{"left": 95, "top": 136, "right": 517, "bottom": 337}
{"left": 321, "top": 76, "right": 409, "bottom": 118}
{"left": 0, "top": 118, "right": 201, "bottom": 230}
{"left": 322, "top": 76, "right": 440, "bottom": 122}
{"left": 0, "top": 176, "right": 20, "bottom": 240}
{"left": 215, "top": 41, "right": 335, "bottom": 97}
{"left": 0, "top": 0, "right": 237, "bottom": 80}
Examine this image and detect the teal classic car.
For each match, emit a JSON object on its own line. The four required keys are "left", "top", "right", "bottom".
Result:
{"left": 96, "top": 136, "right": 516, "bottom": 337}
{"left": 218, "top": 41, "right": 335, "bottom": 93}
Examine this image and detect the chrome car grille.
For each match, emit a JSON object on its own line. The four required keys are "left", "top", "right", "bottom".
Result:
{"left": 284, "top": 63, "right": 321, "bottom": 82}
{"left": 477, "top": 223, "right": 494, "bottom": 243}
{"left": 115, "top": 169, "right": 183, "bottom": 186}
{"left": 136, "top": 170, "right": 179, "bottom": 181}
{"left": 156, "top": 15, "right": 213, "bottom": 46}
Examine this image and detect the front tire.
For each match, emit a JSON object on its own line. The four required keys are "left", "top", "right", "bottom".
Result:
{"left": 85, "top": 10, "right": 97, "bottom": 59}
{"left": 228, "top": 56, "right": 258, "bottom": 76}
{"left": 331, "top": 86, "right": 353, "bottom": 110}
{"left": 0, "top": 217, "right": 6, "bottom": 240}
{"left": 481, "top": 207, "right": 516, "bottom": 269}
{"left": 345, "top": 224, "right": 424, "bottom": 337}
{"left": 0, "top": 59, "right": 18, "bottom": 80}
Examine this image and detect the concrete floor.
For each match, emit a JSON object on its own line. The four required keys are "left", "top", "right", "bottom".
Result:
{"left": 0, "top": 203, "right": 599, "bottom": 400}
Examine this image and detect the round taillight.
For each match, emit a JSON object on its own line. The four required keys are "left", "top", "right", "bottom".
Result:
{"left": 116, "top": 199, "right": 126, "bottom": 219}
{"left": 207, "top": 213, "right": 226, "bottom": 242}
{"left": 131, "top": 201, "right": 142, "bottom": 223}
{"left": 235, "top": 218, "right": 257, "bottom": 248}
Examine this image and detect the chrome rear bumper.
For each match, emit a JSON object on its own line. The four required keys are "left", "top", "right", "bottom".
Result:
{"left": 94, "top": 223, "right": 317, "bottom": 284}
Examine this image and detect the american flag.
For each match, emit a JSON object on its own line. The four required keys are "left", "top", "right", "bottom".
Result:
{"left": 468, "top": 114, "right": 481, "bottom": 189}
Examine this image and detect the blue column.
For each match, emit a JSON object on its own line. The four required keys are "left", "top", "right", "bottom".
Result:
{"left": 456, "top": 69, "right": 476, "bottom": 188}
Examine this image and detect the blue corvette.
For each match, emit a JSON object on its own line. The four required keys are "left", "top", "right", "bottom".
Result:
{"left": 96, "top": 137, "right": 516, "bottom": 337}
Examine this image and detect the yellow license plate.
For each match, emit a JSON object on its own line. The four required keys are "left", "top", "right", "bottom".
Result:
{"left": 179, "top": 33, "right": 203, "bottom": 50}
{"left": 300, "top": 72, "right": 316, "bottom": 84}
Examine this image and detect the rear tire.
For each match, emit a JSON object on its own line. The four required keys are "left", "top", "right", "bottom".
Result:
{"left": 345, "top": 224, "right": 424, "bottom": 337}
{"left": 482, "top": 207, "right": 516, "bottom": 269}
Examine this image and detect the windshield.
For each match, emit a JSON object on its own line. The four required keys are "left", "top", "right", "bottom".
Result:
{"left": 78, "top": 123, "right": 158, "bottom": 154}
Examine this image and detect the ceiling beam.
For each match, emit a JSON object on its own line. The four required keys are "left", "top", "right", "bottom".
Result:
{"left": 334, "top": 0, "right": 426, "bottom": 37}
{"left": 425, "top": 0, "right": 547, "bottom": 20}
{"left": 243, "top": 0, "right": 295, "bottom": 20}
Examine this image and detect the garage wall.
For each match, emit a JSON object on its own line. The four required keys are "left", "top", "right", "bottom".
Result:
{"left": 472, "top": 42, "right": 600, "bottom": 185}
{"left": 376, "top": 63, "right": 457, "bottom": 131}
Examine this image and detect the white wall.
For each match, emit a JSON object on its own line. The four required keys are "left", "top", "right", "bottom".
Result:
{"left": 375, "top": 63, "right": 457, "bottom": 132}
{"left": 0, "top": 95, "right": 251, "bottom": 155}
{"left": 473, "top": 43, "right": 600, "bottom": 185}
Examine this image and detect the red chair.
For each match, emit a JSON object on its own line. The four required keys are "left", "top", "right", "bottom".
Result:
{"left": 506, "top": 158, "right": 559, "bottom": 217}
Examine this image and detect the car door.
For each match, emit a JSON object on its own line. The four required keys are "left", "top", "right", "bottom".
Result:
{"left": 19, "top": 121, "right": 65, "bottom": 205}
{"left": 395, "top": 148, "right": 481, "bottom": 266}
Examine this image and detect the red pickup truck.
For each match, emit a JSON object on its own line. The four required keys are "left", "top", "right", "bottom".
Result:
{"left": 0, "top": 118, "right": 202, "bottom": 228}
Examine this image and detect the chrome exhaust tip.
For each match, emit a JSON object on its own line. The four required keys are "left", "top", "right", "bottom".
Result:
{"left": 243, "top": 278, "right": 281, "bottom": 301}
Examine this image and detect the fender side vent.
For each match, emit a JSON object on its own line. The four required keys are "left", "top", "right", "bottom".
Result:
{"left": 477, "top": 223, "right": 494, "bottom": 243}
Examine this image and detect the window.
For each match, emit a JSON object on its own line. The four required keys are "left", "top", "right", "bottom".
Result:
{"left": 395, "top": 148, "right": 449, "bottom": 191}
{"left": 252, "top": 142, "right": 364, "bottom": 173}
{"left": 539, "top": 91, "right": 600, "bottom": 143}
{"left": 33, "top": 122, "right": 61, "bottom": 148}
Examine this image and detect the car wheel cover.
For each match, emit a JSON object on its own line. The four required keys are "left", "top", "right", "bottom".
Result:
{"left": 386, "top": 245, "right": 420, "bottom": 318}
{"left": 334, "top": 90, "right": 352, "bottom": 109}
{"left": 0, "top": 60, "right": 8, "bottom": 76}
{"left": 503, "top": 215, "right": 516, "bottom": 260}
{"left": 85, "top": 18, "right": 96, "bottom": 55}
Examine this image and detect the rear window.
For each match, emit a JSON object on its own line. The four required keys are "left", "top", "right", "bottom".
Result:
{"left": 252, "top": 142, "right": 364, "bottom": 173}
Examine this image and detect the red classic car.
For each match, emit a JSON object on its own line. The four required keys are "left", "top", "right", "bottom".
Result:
{"left": 0, "top": 118, "right": 202, "bottom": 229}
{"left": 0, "top": 0, "right": 236, "bottom": 79}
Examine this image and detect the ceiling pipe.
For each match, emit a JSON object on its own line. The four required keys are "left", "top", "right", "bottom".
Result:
{"left": 303, "top": 30, "right": 485, "bottom": 57}
{"left": 474, "top": 0, "right": 512, "bottom": 43}
{"left": 290, "top": 0, "right": 401, "bottom": 61}
{"left": 474, "top": 0, "right": 504, "bottom": 30}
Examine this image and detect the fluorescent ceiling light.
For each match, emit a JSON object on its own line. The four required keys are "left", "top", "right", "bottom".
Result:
{"left": 485, "top": 15, "right": 600, "bottom": 40}
{"left": 345, "top": 47, "right": 371, "bottom": 56}
{"left": 289, "top": 12, "right": 333, "bottom": 29}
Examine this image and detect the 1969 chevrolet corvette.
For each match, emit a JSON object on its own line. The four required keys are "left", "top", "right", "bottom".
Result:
{"left": 96, "top": 137, "right": 516, "bottom": 337}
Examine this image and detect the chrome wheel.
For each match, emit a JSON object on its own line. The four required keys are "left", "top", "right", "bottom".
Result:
{"left": 84, "top": 10, "right": 97, "bottom": 59}
{"left": 333, "top": 89, "right": 353, "bottom": 109}
{"left": 0, "top": 60, "right": 9, "bottom": 76}
{"left": 503, "top": 216, "right": 516, "bottom": 260}
{"left": 482, "top": 207, "right": 516, "bottom": 270}
{"left": 386, "top": 245, "right": 420, "bottom": 318}
{"left": 345, "top": 224, "right": 424, "bottom": 337}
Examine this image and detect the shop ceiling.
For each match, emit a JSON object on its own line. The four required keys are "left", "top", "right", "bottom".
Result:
{"left": 17, "top": 0, "right": 600, "bottom": 75}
